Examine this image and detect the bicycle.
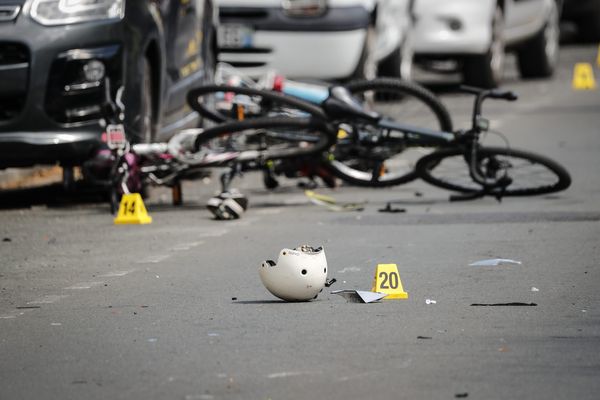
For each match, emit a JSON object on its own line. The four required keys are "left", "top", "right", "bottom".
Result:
{"left": 189, "top": 82, "right": 570, "bottom": 199}
{"left": 187, "top": 70, "right": 454, "bottom": 188}
{"left": 84, "top": 81, "right": 337, "bottom": 214}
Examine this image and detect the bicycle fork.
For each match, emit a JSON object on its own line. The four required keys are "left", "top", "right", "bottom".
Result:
{"left": 451, "top": 142, "right": 512, "bottom": 202}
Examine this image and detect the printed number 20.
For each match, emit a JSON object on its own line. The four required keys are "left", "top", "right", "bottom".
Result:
{"left": 379, "top": 271, "right": 399, "bottom": 289}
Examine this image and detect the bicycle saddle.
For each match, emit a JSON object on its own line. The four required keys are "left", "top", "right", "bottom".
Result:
{"left": 322, "top": 86, "right": 381, "bottom": 123}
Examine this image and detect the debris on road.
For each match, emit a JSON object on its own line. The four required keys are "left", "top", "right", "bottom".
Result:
{"left": 207, "top": 190, "right": 249, "bottom": 220}
{"left": 2, "top": 237, "right": 11, "bottom": 242}
{"left": 531, "top": 287, "right": 540, "bottom": 292}
{"left": 331, "top": 290, "right": 387, "bottom": 303}
{"left": 469, "top": 258, "right": 522, "bottom": 266}
{"left": 417, "top": 336, "right": 432, "bottom": 340}
{"left": 337, "top": 267, "right": 361, "bottom": 274}
{"left": 378, "top": 203, "right": 406, "bottom": 213}
{"left": 471, "top": 302, "right": 537, "bottom": 307}
{"left": 304, "top": 190, "right": 365, "bottom": 212}
{"left": 425, "top": 299, "right": 437, "bottom": 305}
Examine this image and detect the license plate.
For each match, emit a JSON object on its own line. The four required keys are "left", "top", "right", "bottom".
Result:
{"left": 218, "top": 24, "right": 254, "bottom": 49}
{"left": 105, "top": 124, "right": 127, "bottom": 150}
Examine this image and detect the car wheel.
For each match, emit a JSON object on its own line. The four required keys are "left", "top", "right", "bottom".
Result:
{"left": 128, "top": 57, "right": 155, "bottom": 144}
{"left": 378, "top": 35, "right": 414, "bottom": 80}
{"left": 463, "top": 6, "right": 504, "bottom": 88}
{"left": 577, "top": 2, "right": 600, "bottom": 42}
{"left": 133, "top": 58, "right": 154, "bottom": 198}
{"left": 200, "top": 3, "right": 218, "bottom": 129}
{"left": 517, "top": 1, "right": 559, "bottom": 78}
{"left": 351, "top": 26, "right": 377, "bottom": 80}
{"left": 139, "top": 58, "right": 155, "bottom": 143}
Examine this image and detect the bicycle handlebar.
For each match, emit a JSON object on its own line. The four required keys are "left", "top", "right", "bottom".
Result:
{"left": 460, "top": 86, "right": 518, "bottom": 131}
{"left": 460, "top": 85, "right": 518, "bottom": 102}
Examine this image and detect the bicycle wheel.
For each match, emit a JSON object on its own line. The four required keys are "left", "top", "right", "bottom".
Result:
{"left": 327, "top": 77, "right": 453, "bottom": 187}
{"left": 194, "top": 116, "right": 336, "bottom": 161}
{"left": 416, "top": 146, "right": 571, "bottom": 196}
{"left": 187, "top": 85, "right": 327, "bottom": 123}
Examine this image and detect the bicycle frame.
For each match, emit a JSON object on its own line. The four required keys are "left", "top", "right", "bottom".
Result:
{"left": 377, "top": 118, "right": 455, "bottom": 146}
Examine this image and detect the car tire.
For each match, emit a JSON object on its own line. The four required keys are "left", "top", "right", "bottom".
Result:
{"left": 462, "top": 6, "right": 504, "bottom": 88}
{"left": 139, "top": 58, "right": 155, "bottom": 143}
{"left": 128, "top": 57, "right": 155, "bottom": 144}
{"left": 378, "top": 37, "right": 414, "bottom": 80}
{"left": 577, "top": 2, "right": 600, "bottom": 42}
{"left": 350, "top": 26, "right": 377, "bottom": 80}
{"left": 132, "top": 58, "right": 154, "bottom": 199}
{"left": 517, "top": 1, "right": 560, "bottom": 78}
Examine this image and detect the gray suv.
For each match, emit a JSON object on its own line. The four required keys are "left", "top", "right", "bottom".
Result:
{"left": 0, "top": 0, "right": 217, "bottom": 170}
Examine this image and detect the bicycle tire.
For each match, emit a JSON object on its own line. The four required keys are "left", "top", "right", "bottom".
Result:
{"left": 326, "top": 77, "right": 453, "bottom": 187}
{"left": 187, "top": 85, "right": 328, "bottom": 123}
{"left": 194, "top": 116, "right": 336, "bottom": 161}
{"left": 415, "top": 146, "right": 571, "bottom": 196}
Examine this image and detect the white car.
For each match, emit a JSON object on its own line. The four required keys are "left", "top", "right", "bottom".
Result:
{"left": 412, "top": 0, "right": 561, "bottom": 88}
{"left": 216, "top": 0, "right": 414, "bottom": 80}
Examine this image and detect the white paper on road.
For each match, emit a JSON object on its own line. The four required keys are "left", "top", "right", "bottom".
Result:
{"left": 331, "top": 290, "right": 387, "bottom": 303}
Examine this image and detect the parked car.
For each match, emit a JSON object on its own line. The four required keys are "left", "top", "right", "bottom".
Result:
{"left": 412, "top": 0, "right": 562, "bottom": 88}
{"left": 215, "top": 0, "right": 414, "bottom": 81}
{"left": 562, "top": 0, "right": 600, "bottom": 42}
{"left": 0, "top": 0, "right": 217, "bottom": 172}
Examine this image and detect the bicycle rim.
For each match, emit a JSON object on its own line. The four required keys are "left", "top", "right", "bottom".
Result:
{"left": 194, "top": 116, "right": 336, "bottom": 162}
{"left": 416, "top": 146, "right": 571, "bottom": 196}
{"left": 327, "top": 78, "right": 453, "bottom": 187}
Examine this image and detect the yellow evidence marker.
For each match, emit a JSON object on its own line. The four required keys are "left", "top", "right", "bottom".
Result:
{"left": 371, "top": 263, "right": 408, "bottom": 300}
{"left": 114, "top": 193, "right": 153, "bottom": 225}
{"left": 572, "top": 63, "right": 597, "bottom": 90}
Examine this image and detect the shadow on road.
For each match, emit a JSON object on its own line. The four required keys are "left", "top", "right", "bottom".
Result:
{"left": 0, "top": 183, "right": 107, "bottom": 210}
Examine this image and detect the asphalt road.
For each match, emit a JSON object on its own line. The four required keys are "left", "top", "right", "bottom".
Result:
{"left": 1, "top": 44, "right": 599, "bottom": 400}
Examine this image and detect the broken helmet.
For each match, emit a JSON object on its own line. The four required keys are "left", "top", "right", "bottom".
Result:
{"left": 259, "top": 245, "right": 328, "bottom": 302}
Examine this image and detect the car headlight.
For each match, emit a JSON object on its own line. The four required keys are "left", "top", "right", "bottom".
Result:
{"left": 30, "top": 0, "right": 125, "bottom": 26}
{"left": 282, "top": 0, "right": 327, "bottom": 17}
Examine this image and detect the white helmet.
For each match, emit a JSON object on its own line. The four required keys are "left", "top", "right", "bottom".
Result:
{"left": 259, "top": 245, "right": 328, "bottom": 302}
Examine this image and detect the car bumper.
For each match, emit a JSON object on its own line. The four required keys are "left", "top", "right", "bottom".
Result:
{"left": 0, "top": 14, "right": 126, "bottom": 167}
{"left": 218, "top": 5, "right": 369, "bottom": 79}
{"left": 219, "top": 29, "right": 367, "bottom": 79}
{"left": 0, "top": 131, "right": 100, "bottom": 169}
{"left": 412, "top": 0, "right": 493, "bottom": 55}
